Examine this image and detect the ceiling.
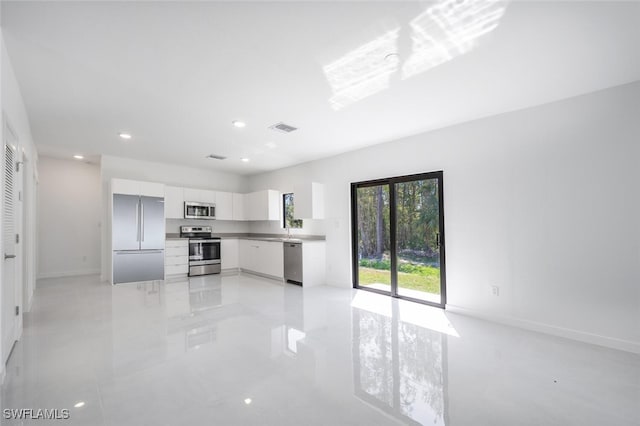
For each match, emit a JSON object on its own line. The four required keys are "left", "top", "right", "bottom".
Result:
{"left": 2, "top": 1, "right": 639, "bottom": 175}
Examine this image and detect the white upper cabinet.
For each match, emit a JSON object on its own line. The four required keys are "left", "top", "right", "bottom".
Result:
{"left": 215, "top": 191, "right": 233, "bottom": 220}
{"left": 165, "top": 186, "right": 184, "bottom": 219}
{"left": 246, "top": 190, "right": 280, "bottom": 221}
{"left": 294, "top": 182, "right": 324, "bottom": 219}
{"left": 111, "top": 178, "right": 164, "bottom": 197}
{"left": 182, "top": 187, "right": 201, "bottom": 202}
{"left": 112, "top": 180, "right": 283, "bottom": 222}
{"left": 232, "top": 193, "right": 245, "bottom": 221}
{"left": 183, "top": 188, "right": 216, "bottom": 204}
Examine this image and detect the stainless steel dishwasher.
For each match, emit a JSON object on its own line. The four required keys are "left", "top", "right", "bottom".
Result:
{"left": 284, "top": 242, "right": 303, "bottom": 285}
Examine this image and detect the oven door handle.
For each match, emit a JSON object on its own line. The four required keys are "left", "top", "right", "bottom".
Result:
{"left": 190, "top": 239, "right": 221, "bottom": 243}
{"left": 190, "top": 260, "right": 221, "bottom": 266}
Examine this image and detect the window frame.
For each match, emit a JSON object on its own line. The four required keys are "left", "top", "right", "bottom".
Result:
{"left": 282, "top": 193, "right": 303, "bottom": 229}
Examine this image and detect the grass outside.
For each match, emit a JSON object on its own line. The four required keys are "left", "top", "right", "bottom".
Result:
{"left": 358, "top": 266, "right": 441, "bottom": 294}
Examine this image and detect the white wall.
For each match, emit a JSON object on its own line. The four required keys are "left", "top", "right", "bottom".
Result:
{"left": 248, "top": 81, "right": 640, "bottom": 353}
{"left": 0, "top": 30, "right": 39, "bottom": 378}
{"left": 100, "top": 155, "right": 249, "bottom": 279}
{"left": 37, "top": 156, "right": 100, "bottom": 278}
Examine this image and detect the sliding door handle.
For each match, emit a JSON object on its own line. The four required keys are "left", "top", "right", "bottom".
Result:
{"left": 4, "top": 254, "right": 16, "bottom": 260}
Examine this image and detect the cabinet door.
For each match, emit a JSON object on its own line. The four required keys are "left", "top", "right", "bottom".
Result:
{"left": 261, "top": 241, "right": 284, "bottom": 278}
{"left": 265, "top": 190, "right": 281, "bottom": 221}
{"left": 245, "top": 190, "right": 280, "bottom": 221}
{"left": 165, "top": 186, "right": 184, "bottom": 219}
{"left": 184, "top": 188, "right": 215, "bottom": 203}
{"left": 245, "top": 192, "right": 259, "bottom": 220}
{"left": 294, "top": 182, "right": 324, "bottom": 219}
{"left": 111, "top": 178, "right": 140, "bottom": 196}
{"left": 215, "top": 191, "right": 233, "bottom": 220}
{"left": 183, "top": 188, "right": 202, "bottom": 203}
{"left": 232, "top": 193, "right": 245, "bottom": 221}
{"left": 221, "top": 239, "right": 239, "bottom": 269}
{"left": 140, "top": 181, "right": 165, "bottom": 197}
{"left": 201, "top": 189, "right": 216, "bottom": 204}
{"left": 239, "top": 239, "right": 256, "bottom": 271}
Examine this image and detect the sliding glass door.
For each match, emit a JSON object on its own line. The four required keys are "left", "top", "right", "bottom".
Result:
{"left": 354, "top": 182, "right": 391, "bottom": 294}
{"left": 352, "top": 172, "right": 446, "bottom": 308}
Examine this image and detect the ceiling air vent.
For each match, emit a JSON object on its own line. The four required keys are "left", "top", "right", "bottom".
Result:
{"left": 269, "top": 122, "right": 298, "bottom": 133}
{"left": 207, "top": 154, "right": 227, "bottom": 160}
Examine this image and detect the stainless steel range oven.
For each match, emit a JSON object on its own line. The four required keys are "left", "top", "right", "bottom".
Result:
{"left": 180, "top": 226, "right": 221, "bottom": 276}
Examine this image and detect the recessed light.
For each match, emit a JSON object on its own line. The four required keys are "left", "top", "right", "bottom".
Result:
{"left": 73, "top": 155, "right": 84, "bottom": 160}
{"left": 119, "top": 133, "right": 132, "bottom": 140}
{"left": 244, "top": 398, "right": 252, "bottom": 405}
{"left": 240, "top": 157, "right": 250, "bottom": 162}
{"left": 74, "top": 402, "right": 85, "bottom": 408}
{"left": 232, "top": 120, "right": 246, "bottom": 128}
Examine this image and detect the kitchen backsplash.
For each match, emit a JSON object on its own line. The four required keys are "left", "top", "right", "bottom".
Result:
{"left": 248, "top": 218, "right": 326, "bottom": 236}
{"left": 165, "top": 219, "right": 250, "bottom": 234}
{"left": 166, "top": 218, "right": 326, "bottom": 236}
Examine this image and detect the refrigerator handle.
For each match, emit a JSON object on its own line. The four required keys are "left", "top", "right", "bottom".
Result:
{"left": 141, "top": 202, "right": 145, "bottom": 242}
{"left": 135, "top": 201, "right": 140, "bottom": 242}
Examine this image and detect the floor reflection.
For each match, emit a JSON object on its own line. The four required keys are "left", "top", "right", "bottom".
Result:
{"left": 187, "top": 276, "right": 222, "bottom": 313}
{"left": 353, "top": 304, "right": 448, "bottom": 425}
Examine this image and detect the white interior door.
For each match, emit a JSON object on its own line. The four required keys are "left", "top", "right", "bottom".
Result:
{"left": 2, "top": 125, "right": 19, "bottom": 364}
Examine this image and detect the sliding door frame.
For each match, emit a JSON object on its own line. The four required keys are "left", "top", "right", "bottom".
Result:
{"left": 351, "top": 171, "right": 447, "bottom": 308}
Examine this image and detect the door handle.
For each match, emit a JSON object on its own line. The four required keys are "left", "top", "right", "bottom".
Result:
{"left": 4, "top": 254, "right": 16, "bottom": 260}
{"left": 135, "top": 201, "right": 140, "bottom": 242}
{"left": 141, "top": 203, "right": 145, "bottom": 242}
{"left": 436, "top": 233, "right": 441, "bottom": 249}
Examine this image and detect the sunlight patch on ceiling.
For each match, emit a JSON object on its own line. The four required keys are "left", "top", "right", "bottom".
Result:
{"left": 323, "top": 29, "right": 401, "bottom": 111}
{"left": 402, "top": 0, "right": 507, "bottom": 80}
{"left": 324, "top": 0, "right": 508, "bottom": 110}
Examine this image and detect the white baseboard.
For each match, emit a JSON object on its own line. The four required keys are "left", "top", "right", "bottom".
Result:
{"left": 445, "top": 304, "right": 640, "bottom": 355}
{"left": 37, "top": 269, "right": 101, "bottom": 280}
{"left": 239, "top": 269, "right": 284, "bottom": 283}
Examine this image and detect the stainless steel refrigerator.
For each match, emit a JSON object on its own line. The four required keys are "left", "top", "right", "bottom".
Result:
{"left": 112, "top": 194, "right": 165, "bottom": 284}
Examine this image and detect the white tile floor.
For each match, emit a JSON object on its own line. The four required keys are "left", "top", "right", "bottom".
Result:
{"left": 1, "top": 273, "right": 638, "bottom": 425}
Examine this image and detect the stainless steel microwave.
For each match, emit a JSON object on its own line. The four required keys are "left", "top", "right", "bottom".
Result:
{"left": 184, "top": 201, "right": 216, "bottom": 220}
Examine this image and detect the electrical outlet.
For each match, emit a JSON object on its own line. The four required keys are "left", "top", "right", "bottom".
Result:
{"left": 491, "top": 285, "right": 500, "bottom": 296}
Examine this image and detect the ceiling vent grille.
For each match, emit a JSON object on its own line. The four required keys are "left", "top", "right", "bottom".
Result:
{"left": 269, "top": 122, "right": 298, "bottom": 133}
{"left": 207, "top": 154, "right": 227, "bottom": 160}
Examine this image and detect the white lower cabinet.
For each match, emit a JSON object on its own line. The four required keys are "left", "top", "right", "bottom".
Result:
{"left": 300, "top": 241, "right": 326, "bottom": 287}
{"left": 165, "top": 239, "right": 189, "bottom": 277}
{"left": 221, "top": 239, "right": 239, "bottom": 270}
{"left": 239, "top": 239, "right": 283, "bottom": 279}
{"left": 258, "top": 241, "right": 284, "bottom": 278}
{"left": 239, "top": 239, "right": 258, "bottom": 272}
